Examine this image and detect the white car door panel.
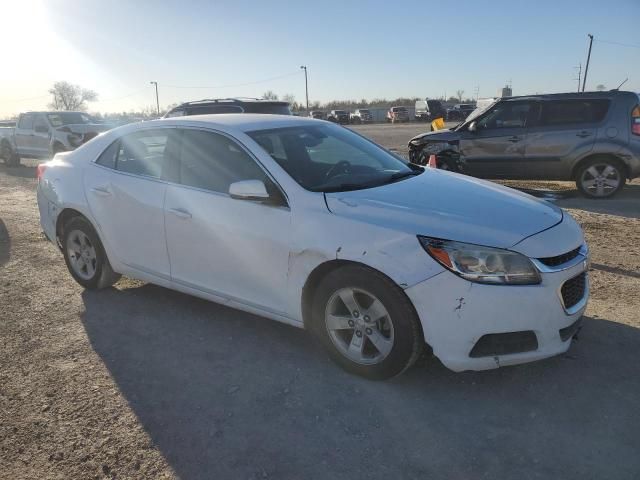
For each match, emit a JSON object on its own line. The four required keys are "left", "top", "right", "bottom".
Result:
{"left": 84, "top": 129, "right": 175, "bottom": 278}
{"left": 165, "top": 186, "right": 291, "bottom": 313}
{"left": 164, "top": 128, "right": 292, "bottom": 314}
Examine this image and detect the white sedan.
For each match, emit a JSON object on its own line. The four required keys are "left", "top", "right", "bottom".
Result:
{"left": 37, "top": 114, "right": 589, "bottom": 379}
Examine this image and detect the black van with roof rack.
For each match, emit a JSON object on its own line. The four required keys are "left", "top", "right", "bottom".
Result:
{"left": 163, "top": 98, "right": 292, "bottom": 118}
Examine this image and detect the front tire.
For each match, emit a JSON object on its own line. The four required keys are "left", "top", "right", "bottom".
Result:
{"left": 311, "top": 265, "right": 424, "bottom": 380}
{"left": 62, "top": 217, "right": 121, "bottom": 289}
{"left": 1, "top": 142, "right": 20, "bottom": 166}
{"left": 575, "top": 157, "right": 625, "bottom": 198}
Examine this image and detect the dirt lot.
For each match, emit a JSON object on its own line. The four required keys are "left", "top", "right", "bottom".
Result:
{"left": 1, "top": 132, "right": 639, "bottom": 479}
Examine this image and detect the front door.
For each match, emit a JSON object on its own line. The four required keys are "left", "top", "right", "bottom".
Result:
{"left": 164, "top": 128, "right": 291, "bottom": 314}
{"left": 84, "top": 128, "right": 177, "bottom": 279}
{"left": 15, "top": 113, "right": 36, "bottom": 157}
{"left": 459, "top": 101, "right": 535, "bottom": 178}
{"left": 32, "top": 114, "right": 52, "bottom": 157}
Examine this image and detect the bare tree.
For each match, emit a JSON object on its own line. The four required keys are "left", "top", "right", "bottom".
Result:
{"left": 48, "top": 81, "right": 97, "bottom": 111}
{"left": 282, "top": 93, "right": 296, "bottom": 104}
{"left": 456, "top": 90, "right": 465, "bottom": 102}
{"left": 262, "top": 90, "right": 279, "bottom": 100}
{"left": 596, "top": 84, "right": 606, "bottom": 91}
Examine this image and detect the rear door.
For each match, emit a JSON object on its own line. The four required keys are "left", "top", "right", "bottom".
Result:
{"left": 85, "top": 128, "right": 179, "bottom": 279}
{"left": 14, "top": 114, "right": 35, "bottom": 156}
{"left": 523, "top": 99, "right": 608, "bottom": 179}
{"left": 459, "top": 100, "right": 537, "bottom": 178}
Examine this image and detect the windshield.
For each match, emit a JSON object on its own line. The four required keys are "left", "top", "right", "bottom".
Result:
{"left": 248, "top": 124, "right": 418, "bottom": 192}
{"left": 47, "top": 112, "right": 92, "bottom": 127}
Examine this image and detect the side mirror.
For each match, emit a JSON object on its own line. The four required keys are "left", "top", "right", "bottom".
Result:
{"left": 35, "top": 125, "right": 49, "bottom": 134}
{"left": 229, "top": 179, "right": 270, "bottom": 201}
{"left": 468, "top": 121, "right": 477, "bottom": 133}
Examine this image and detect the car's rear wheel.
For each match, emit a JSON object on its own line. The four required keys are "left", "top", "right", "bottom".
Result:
{"left": 576, "top": 157, "right": 625, "bottom": 198}
{"left": 62, "top": 217, "right": 121, "bottom": 289}
{"left": 311, "top": 265, "right": 423, "bottom": 380}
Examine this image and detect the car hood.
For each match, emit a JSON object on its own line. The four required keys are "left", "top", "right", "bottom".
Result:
{"left": 409, "top": 129, "right": 461, "bottom": 144}
{"left": 325, "top": 170, "right": 563, "bottom": 249}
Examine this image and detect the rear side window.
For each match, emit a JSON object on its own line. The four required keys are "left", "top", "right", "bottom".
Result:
{"left": 177, "top": 129, "right": 269, "bottom": 194}
{"left": 540, "top": 99, "right": 610, "bottom": 126}
{"left": 96, "top": 140, "right": 119, "bottom": 169}
{"left": 116, "top": 130, "right": 171, "bottom": 178}
{"left": 18, "top": 114, "right": 34, "bottom": 129}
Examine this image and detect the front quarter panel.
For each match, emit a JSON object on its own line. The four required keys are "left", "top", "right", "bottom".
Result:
{"left": 285, "top": 196, "right": 445, "bottom": 323}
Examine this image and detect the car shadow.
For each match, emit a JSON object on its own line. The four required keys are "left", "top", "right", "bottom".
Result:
{"left": 80, "top": 284, "right": 640, "bottom": 479}
{"left": 0, "top": 218, "right": 10, "bottom": 266}
{"left": 0, "top": 162, "right": 38, "bottom": 179}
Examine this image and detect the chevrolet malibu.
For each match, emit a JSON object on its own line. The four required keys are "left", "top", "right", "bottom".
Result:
{"left": 37, "top": 114, "right": 589, "bottom": 379}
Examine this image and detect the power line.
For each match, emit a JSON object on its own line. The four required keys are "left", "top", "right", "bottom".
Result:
{"left": 595, "top": 39, "right": 640, "bottom": 49}
{"left": 163, "top": 70, "right": 302, "bottom": 89}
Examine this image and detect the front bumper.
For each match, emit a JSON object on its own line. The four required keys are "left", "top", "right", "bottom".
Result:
{"left": 405, "top": 250, "right": 589, "bottom": 372}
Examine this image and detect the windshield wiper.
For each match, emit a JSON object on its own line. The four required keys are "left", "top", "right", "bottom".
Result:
{"left": 386, "top": 169, "right": 423, "bottom": 182}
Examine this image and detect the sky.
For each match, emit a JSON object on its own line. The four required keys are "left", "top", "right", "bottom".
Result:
{"left": 1, "top": 0, "right": 639, "bottom": 117}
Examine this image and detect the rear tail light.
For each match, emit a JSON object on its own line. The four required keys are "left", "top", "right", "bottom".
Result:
{"left": 632, "top": 105, "right": 640, "bottom": 136}
{"left": 36, "top": 163, "right": 47, "bottom": 182}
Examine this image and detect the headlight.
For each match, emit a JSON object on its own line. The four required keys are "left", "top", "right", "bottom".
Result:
{"left": 418, "top": 236, "right": 541, "bottom": 285}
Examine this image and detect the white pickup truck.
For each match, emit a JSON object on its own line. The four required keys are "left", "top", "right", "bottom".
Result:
{"left": 0, "top": 111, "right": 110, "bottom": 166}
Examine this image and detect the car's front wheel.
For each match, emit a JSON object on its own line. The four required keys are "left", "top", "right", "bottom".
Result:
{"left": 62, "top": 217, "right": 121, "bottom": 289}
{"left": 576, "top": 157, "right": 625, "bottom": 198}
{"left": 311, "top": 265, "right": 424, "bottom": 380}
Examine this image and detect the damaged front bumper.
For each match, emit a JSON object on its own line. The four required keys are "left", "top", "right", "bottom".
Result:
{"left": 405, "top": 252, "right": 589, "bottom": 372}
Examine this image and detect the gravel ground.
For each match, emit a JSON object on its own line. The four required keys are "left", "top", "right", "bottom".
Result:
{"left": 1, "top": 137, "right": 639, "bottom": 479}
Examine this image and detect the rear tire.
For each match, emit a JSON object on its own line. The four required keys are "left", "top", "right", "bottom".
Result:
{"left": 310, "top": 265, "right": 424, "bottom": 380}
{"left": 62, "top": 217, "right": 121, "bottom": 289}
{"left": 575, "top": 157, "right": 625, "bottom": 199}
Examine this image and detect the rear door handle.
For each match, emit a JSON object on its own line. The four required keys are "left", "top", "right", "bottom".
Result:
{"left": 576, "top": 131, "right": 592, "bottom": 138}
{"left": 91, "top": 186, "right": 112, "bottom": 197}
{"left": 168, "top": 208, "right": 192, "bottom": 219}
{"left": 507, "top": 136, "right": 520, "bottom": 143}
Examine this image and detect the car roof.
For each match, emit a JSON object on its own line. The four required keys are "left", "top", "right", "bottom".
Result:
{"left": 152, "top": 113, "right": 323, "bottom": 132}
{"left": 502, "top": 90, "right": 637, "bottom": 102}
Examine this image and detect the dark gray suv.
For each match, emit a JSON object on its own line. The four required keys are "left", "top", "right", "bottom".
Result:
{"left": 408, "top": 91, "right": 640, "bottom": 198}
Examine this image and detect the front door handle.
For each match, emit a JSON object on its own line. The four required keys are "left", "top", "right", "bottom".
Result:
{"left": 168, "top": 208, "right": 192, "bottom": 219}
{"left": 507, "top": 136, "right": 520, "bottom": 143}
{"left": 576, "top": 131, "right": 592, "bottom": 138}
{"left": 91, "top": 186, "right": 112, "bottom": 197}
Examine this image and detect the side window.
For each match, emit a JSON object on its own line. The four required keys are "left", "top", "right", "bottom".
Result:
{"left": 18, "top": 114, "right": 34, "bottom": 130}
{"left": 115, "top": 130, "right": 170, "bottom": 179}
{"left": 96, "top": 140, "right": 119, "bottom": 169}
{"left": 540, "top": 100, "right": 610, "bottom": 126}
{"left": 477, "top": 103, "right": 531, "bottom": 129}
{"left": 33, "top": 115, "right": 49, "bottom": 132}
{"left": 178, "top": 129, "right": 270, "bottom": 194}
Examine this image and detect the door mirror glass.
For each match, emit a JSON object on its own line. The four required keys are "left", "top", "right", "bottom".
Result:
{"left": 468, "top": 121, "right": 477, "bottom": 133}
{"left": 35, "top": 124, "right": 49, "bottom": 134}
{"left": 229, "top": 179, "right": 270, "bottom": 201}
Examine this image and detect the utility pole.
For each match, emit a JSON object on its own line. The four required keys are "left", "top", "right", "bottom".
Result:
{"left": 574, "top": 63, "right": 582, "bottom": 92}
{"left": 300, "top": 66, "right": 309, "bottom": 112}
{"left": 150, "top": 81, "right": 159, "bottom": 115}
{"left": 582, "top": 34, "right": 594, "bottom": 92}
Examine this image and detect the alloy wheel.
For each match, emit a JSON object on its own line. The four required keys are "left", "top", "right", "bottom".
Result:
{"left": 324, "top": 287, "right": 395, "bottom": 365}
{"left": 580, "top": 163, "right": 621, "bottom": 197}
{"left": 66, "top": 230, "right": 97, "bottom": 280}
